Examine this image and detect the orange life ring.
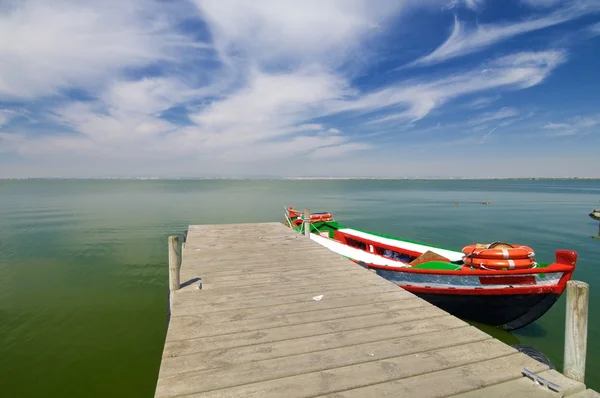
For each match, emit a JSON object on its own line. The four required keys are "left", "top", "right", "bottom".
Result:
{"left": 310, "top": 213, "right": 333, "bottom": 222}
{"left": 288, "top": 208, "right": 333, "bottom": 222}
{"left": 463, "top": 256, "right": 536, "bottom": 270}
{"left": 461, "top": 244, "right": 534, "bottom": 260}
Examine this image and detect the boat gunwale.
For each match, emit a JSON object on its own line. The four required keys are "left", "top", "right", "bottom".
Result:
{"left": 288, "top": 214, "right": 576, "bottom": 279}
{"left": 303, "top": 223, "right": 574, "bottom": 276}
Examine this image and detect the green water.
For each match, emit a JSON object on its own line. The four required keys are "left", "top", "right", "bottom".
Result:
{"left": 0, "top": 179, "right": 598, "bottom": 396}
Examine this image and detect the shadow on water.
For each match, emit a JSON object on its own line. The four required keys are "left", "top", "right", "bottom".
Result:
{"left": 460, "top": 318, "right": 549, "bottom": 347}
{"left": 511, "top": 322, "right": 549, "bottom": 339}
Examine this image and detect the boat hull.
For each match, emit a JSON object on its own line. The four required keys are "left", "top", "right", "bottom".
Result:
{"left": 284, "top": 206, "right": 578, "bottom": 330}
{"left": 358, "top": 261, "right": 572, "bottom": 330}
{"left": 409, "top": 290, "right": 560, "bottom": 330}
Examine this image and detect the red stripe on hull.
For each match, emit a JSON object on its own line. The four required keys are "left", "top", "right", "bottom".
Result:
{"left": 400, "top": 284, "right": 565, "bottom": 296}
{"left": 479, "top": 276, "right": 536, "bottom": 285}
{"left": 334, "top": 230, "right": 423, "bottom": 258}
{"left": 349, "top": 258, "right": 574, "bottom": 276}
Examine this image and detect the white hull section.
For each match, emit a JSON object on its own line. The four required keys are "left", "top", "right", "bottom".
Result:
{"left": 377, "top": 269, "right": 563, "bottom": 290}
{"left": 309, "top": 233, "right": 411, "bottom": 268}
{"left": 309, "top": 231, "right": 563, "bottom": 291}
{"left": 339, "top": 228, "right": 465, "bottom": 262}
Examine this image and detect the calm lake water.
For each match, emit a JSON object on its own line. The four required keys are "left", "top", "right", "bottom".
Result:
{"left": 0, "top": 179, "right": 598, "bottom": 396}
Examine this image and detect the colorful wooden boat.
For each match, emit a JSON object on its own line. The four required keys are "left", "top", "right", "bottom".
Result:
{"left": 285, "top": 207, "right": 577, "bottom": 330}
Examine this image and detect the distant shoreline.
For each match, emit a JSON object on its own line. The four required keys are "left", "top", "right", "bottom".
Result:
{"left": 1, "top": 177, "right": 599, "bottom": 181}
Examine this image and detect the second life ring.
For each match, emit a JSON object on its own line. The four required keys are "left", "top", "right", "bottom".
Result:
{"left": 463, "top": 256, "right": 536, "bottom": 270}
{"left": 462, "top": 242, "right": 535, "bottom": 260}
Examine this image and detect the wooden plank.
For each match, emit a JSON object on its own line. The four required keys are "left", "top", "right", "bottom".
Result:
{"left": 176, "top": 272, "right": 399, "bottom": 295}
{"left": 570, "top": 390, "right": 600, "bottom": 397}
{"left": 533, "top": 370, "right": 586, "bottom": 396}
{"left": 162, "top": 314, "right": 465, "bottom": 364}
{"left": 187, "top": 265, "right": 368, "bottom": 285}
{"left": 184, "top": 339, "right": 525, "bottom": 398}
{"left": 155, "top": 326, "right": 491, "bottom": 397}
{"left": 167, "top": 297, "right": 430, "bottom": 341}
{"left": 171, "top": 282, "right": 409, "bottom": 310}
{"left": 179, "top": 257, "right": 355, "bottom": 275}
{"left": 316, "top": 353, "right": 550, "bottom": 398}
{"left": 449, "top": 377, "right": 563, "bottom": 398}
{"left": 162, "top": 306, "right": 450, "bottom": 357}
{"left": 170, "top": 290, "right": 422, "bottom": 320}
{"left": 166, "top": 303, "right": 447, "bottom": 342}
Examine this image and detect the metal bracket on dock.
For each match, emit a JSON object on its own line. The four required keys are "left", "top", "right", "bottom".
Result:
{"left": 522, "top": 368, "right": 563, "bottom": 396}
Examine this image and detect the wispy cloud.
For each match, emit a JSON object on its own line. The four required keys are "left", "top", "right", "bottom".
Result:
{"left": 0, "top": 0, "right": 206, "bottom": 99}
{"left": 0, "top": 109, "right": 14, "bottom": 127}
{"left": 543, "top": 115, "right": 600, "bottom": 136}
{"left": 191, "top": 0, "right": 413, "bottom": 69}
{"left": 447, "top": 0, "right": 485, "bottom": 11}
{"left": 352, "top": 50, "right": 564, "bottom": 124}
{"left": 589, "top": 22, "right": 600, "bottom": 35}
{"left": 520, "top": 0, "right": 562, "bottom": 8}
{"left": 466, "top": 95, "right": 501, "bottom": 109}
{"left": 409, "top": 2, "right": 599, "bottom": 67}
{"left": 469, "top": 107, "right": 520, "bottom": 125}
{"left": 480, "top": 127, "right": 496, "bottom": 143}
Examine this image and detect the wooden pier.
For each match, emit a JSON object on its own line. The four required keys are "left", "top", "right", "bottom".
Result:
{"left": 154, "top": 222, "right": 597, "bottom": 397}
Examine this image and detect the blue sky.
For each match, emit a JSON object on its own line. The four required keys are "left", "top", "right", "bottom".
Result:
{"left": 1, "top": 0, "right": 599, "bottom": 178}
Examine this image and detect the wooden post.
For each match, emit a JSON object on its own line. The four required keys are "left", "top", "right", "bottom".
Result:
{"left": 564, "top": 280, "right": 589, "bottom": 383}
{"left": 304, "top": 208, "right": 311, "bottom": 237}
{"left": 168, "top": 235, "right": 181, "bottom": 292}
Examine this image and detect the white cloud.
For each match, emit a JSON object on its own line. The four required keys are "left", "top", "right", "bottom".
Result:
{"left": 309, "top": 142, "right": 371, "bottom": 159}
{"left": 520, "top": 0, "right": 562, "bottom": 8}
{"left": 544, "top": 122, "right": 571, "bottom": 129}
{"left": 543, "top": 115, "right": 600, "bottom": 136}
{"left": 589, "top": 22, "right": 600, "bottom": 35}
{"left": 0, "top": 0, "right": 202, "bottom": 99}
{"left": 447, "top": 0, "right": 485, "bottom": 11}
{"left": 191, "top": 0, "right": 436, "bottom": 68}
{"left": 0, "top": 109, "right": 14, "bottom": 127}
{"left": 466, "top": 95, "right": 501, "bottom": 109}
{"left": 338, "top": 50, "right": 565, "bottom": 124}
{"left": 409, "top": 2, "right": 599, "bottom": 67}
{"left": 185, "top": 68, "right": 352, "bottom": 148}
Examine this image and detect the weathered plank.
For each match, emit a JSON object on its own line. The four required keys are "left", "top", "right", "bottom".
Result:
{"left": 160, "top": 315, "right": 468, "bottom": 377}
{"left": 168, "top": 297, "right": 431, "bottom": 340}
{"left": 570, "top": 390, "right": 600, "bottom": 397}
{"left": 449, "top": 377, "right": 563, "bottom": 398}
{"left": 156, "top": 326, "right": 491, "bottom": 397}
{"left": 172, "top": 281, "right": 408, "bottom": 311}
{"left": 185, "top": 339, "right": 526, "bottom": 398}
{"left": 318, "top": 353, "right": 550, "bottom": 398}
{"left": 171, "top": 290, "right": 420, "bottom": 319}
